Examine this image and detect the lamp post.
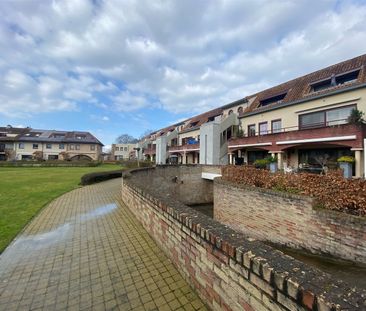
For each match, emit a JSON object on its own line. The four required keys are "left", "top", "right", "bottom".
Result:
{"left": 133, "top": 147, "right": 141, "bottom": 167}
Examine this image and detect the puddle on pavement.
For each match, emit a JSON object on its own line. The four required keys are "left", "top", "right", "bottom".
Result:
{"left": 189, "top": 203, "right": 366, "bottom": 289}
{"left": 80, "top": 203, "right": 118, "bottom": 221}
{"left": 12, "top": 223, "right": 71, "bottom": 250}
{"left": 1, "top": 203, "right": 119, "bottom": 263}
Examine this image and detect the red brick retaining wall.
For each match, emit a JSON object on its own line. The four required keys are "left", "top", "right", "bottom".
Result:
{"left": 214, "top": 178, "right": 366, "bottom": 265}
{"left": 121, "top": 167, "right": 366, "bottom": 311}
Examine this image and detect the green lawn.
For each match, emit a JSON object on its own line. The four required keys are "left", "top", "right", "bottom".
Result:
{"left": 0, "top": 164, "right": 122, "bottom": 253}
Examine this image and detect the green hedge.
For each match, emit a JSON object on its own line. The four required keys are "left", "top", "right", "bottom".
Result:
{"left": 119, "top": 160, "right": 153, "bottom": 168}
{"left": 0, "top": 161, "right": 101, "bottom": 167}
{"left": 80, "top": 169, "right": 123, "bottom": 185}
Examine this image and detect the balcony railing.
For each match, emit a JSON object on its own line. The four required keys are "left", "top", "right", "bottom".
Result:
{"left": 229, "top": 120, "right": 365, "bottom": 149}
{"left": 169, "top": 143, "right": 200, "bottom": 153}
{"left": 241, "top": 119, "right": 350, "bottom": 138}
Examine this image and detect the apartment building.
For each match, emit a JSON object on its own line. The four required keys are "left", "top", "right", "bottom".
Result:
{"left": 0, "top": 126, "right": 103, "bottom": 161}
{"left": 140, "top": 53, "right": 366, "bottom": 178}
{"left": 228, "top": 54, "right": 366, "bottom": 178}
{"left": 111, "top": 143, "right": 137, "bottom": 160}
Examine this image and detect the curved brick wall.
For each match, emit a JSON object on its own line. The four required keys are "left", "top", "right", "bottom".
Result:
{"left": 214, "top": 178, "right": 366, "bottom": 265}
{"left": 121, "top": 166, "right": 366, "bottom": 311}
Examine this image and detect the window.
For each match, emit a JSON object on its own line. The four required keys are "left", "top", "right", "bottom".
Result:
{"left": 259, "top": 93, "right": 287, "bottom": 107}
{"left": 0, "top": 133, "right": 6, "bottom": 137}
{"left": 299, "top": 111, "right": 325, "bottom": 129}
{"left": 299, "top": 105, "right": 355, "bottom": 129}
{"left": 115, "top": 147, "right": 119, "bottom": 151}
{"left": 237, "top": 107, "right": 243, "bottom": 114}
{"left": 124, "top": 147, "right": 128, "bottom": 151}
{"left": 46, "top": 143, "right": 52, "bottom": 149}
{"left": 311, "top": 79, "right": 332, "bottom": 92}
{"left": 228, "top": 109, "right": 233, "bottom": 115}
{"left": 271, "top": 119, "right": 282, "bottom": 133}
{"left": 75, "top": 144, "right": 80, "bottom": 150}
{"left": 18, "top": 143, "right": 25, "bottom": 149}
{"left": 326, "top": 105, "right": 355, "bottom": 126}
{"left": 59, "top": 144, "right": 65, "bottom": 149}
{"left": 53, "top": 134, "right": 65, "bottom": 139}
{"left": 33, "top": 144, "right": 38, "bottom": 149}
{"left": 76, "top": 135, "right": 85, "bottom": 140}
{"left": 70, "top": 144, "right": 75, "bottom": 150}
{"left": 310, "top": 70, "right": 360, "bottom": 92}
{"left": 248, "top": 124, "right": 256, "bottom": 136}
{"left": 90, "top": 145, "right": 96, "bottom": 151}
{"left": 259, "top": 122, "right": 268, "bottom": 135}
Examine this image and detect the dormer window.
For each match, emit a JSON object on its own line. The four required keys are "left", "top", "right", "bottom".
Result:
{"left": 310, "top": 69, "right": 360, "bottom": 93}
{"left": 237, "top": 107, "right": 243, "bottom": 114}
{"left": 259, "top": 93, "right": 287, "bottom": 107}
{"left": 189, "top": 121, "right": 198, "bottom": 128}
{"left": 76, "top": 135, "right": 86, "bottom": 140}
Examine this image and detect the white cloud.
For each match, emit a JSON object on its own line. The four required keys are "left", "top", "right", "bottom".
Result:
{"left": 0, "top": 0, "right": 365, "bottom": 119}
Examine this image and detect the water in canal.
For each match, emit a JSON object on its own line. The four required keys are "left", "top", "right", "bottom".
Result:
{"left": 188, "top": 203, "right": 366, "bottom": 289}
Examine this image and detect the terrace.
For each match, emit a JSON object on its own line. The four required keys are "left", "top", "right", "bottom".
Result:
{"left": 229, "top": 121, "right": 366, "bottom": 152}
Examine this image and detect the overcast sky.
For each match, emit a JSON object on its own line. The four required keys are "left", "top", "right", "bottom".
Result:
{"left": 1, "top": 0, "right": 366, "bottom": 145}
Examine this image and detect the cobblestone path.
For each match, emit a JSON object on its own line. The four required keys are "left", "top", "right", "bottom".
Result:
{"left": 0, "top": 179, "right": 207, "bottom": 311}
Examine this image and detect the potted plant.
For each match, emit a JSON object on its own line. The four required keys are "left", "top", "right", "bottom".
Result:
{"left": 267, "top": 156, "right": 278, "bottom": 173}
{"left": 337, "top": 156, "right": 355, "bottom": 179}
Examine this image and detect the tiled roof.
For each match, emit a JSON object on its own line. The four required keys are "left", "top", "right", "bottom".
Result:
{"left": 180, "top": 108, "right": 223, "bottom": 133}
{"left": 241, "top": 53, "right": 366, "bottom": 116}
{"left": 0, "top": 127, "right": 103, "bottom": 145}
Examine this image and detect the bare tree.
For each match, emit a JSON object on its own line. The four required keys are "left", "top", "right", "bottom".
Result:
{"left": 115, "top": 134, "right": 138, "bottom": 144}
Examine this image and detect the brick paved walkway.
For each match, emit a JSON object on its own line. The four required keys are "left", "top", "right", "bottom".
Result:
{"left": 0, "top": 179, "right": 207, "bottom": 311}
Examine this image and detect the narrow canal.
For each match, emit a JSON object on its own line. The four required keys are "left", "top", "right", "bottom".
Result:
{"left": 189, "top": 203, "right": 366, "bottom": 289}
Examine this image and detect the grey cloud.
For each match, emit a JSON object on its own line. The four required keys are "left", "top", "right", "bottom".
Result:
{"left": 0, "top": 0, "right": 365, "bottom": 118}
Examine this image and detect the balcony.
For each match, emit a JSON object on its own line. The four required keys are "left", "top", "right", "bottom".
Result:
{"left": 168, "top": 143, "right": 200, "bottom": 153}
{"left": 229, "top": 122, "right": 366, "bottom": 152}
{"left": 143, "top": 146, "right": 156, "bottom": 156}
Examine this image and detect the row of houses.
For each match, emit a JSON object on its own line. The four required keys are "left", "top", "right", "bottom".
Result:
{"left": 135, "top": 53, "right": 366, "bottom": 178}
{"left": 0, "top": 126, "right": 103, "bottom": 161}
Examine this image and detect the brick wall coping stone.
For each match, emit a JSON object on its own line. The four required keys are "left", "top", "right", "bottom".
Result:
{"left": 122, "top": 167, "right": 366, "bottom": 310}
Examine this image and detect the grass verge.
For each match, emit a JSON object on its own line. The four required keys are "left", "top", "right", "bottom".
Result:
{"left": 0, "top": 164, "right": 122, "bottom": 253}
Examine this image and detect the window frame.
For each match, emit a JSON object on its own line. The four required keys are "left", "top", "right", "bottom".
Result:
{"left": 259, "top": 122, "right": 268, "bottom": 136}
{"left": 299, "top": 104, "right": 356, "bottom": 129}
{"left": 247, "top": 124, "right": 256, "bottom": 137}
{"left": 271, "top": 119, "right": 282, "bottom": 134}
{"left": 18, "top": 142, "right": 25, "bottom": 149}
{"left": 90, "top": 145, "right": 96, "bottom": 151}
{"left": 59, "top": 143, "right": 65, "bottom": 150}
{"left": 46, "top": 143, "right": 52, "bottom": 149}
{"left": 32, "top": 143, "right": 38, "bottom": 149}
{"left": 75, "top": 144, "right": 80, "bottom": 150}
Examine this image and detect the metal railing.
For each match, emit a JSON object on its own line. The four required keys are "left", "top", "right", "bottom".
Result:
{"left": 237, "top": 118, "right": 352, "bottom": 138}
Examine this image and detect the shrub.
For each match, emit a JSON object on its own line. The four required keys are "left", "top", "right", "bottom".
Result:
{"left": 348, "top": 108, "right": 364, "bottom": 124}
{"left": 337, "top": 156, "right": 355, "bottom": 163}
{"left": 120, "top": 160, "right": 153, "bottom": 168}
{"left": 80, "top": 169, "right": 123, "bottom": 185}
{"left": 0, "top": 161, "right": 101, "bottom": 167}
{"left": 222, "top": 166, "right": 366, "bottom": 216}
{"left": 253, "top": 158, "right": 269, "bottom": 169}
